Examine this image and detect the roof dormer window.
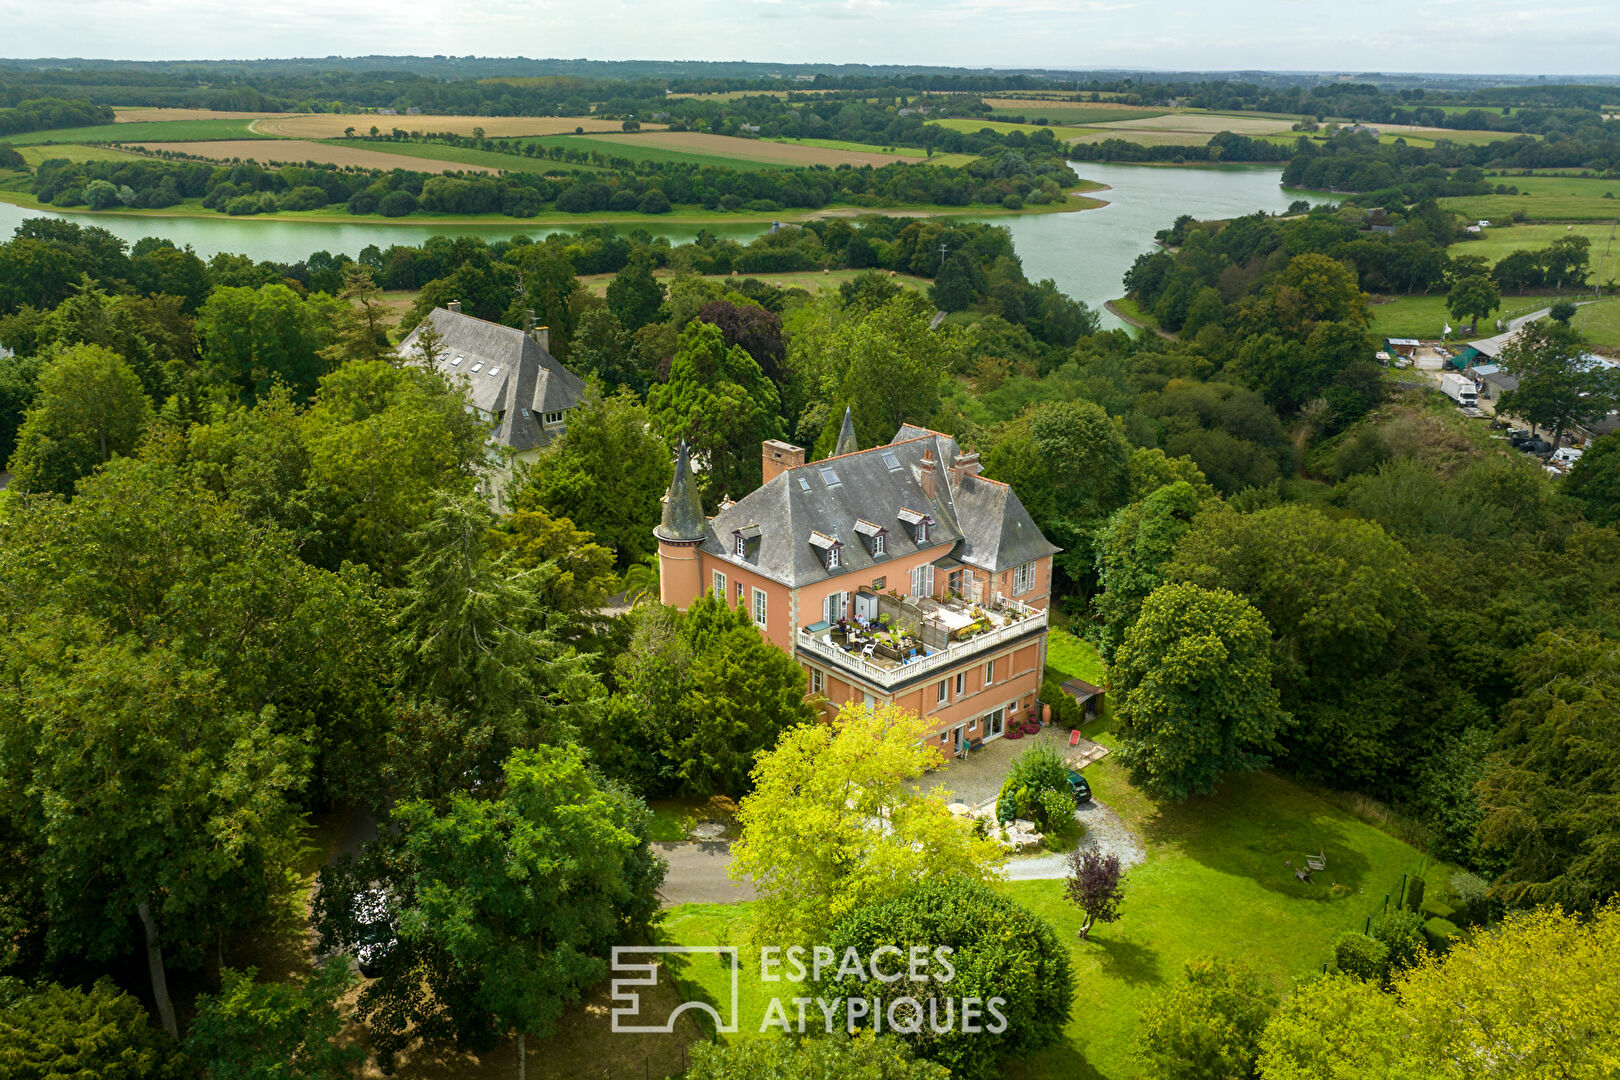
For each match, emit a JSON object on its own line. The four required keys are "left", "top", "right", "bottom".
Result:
{"left": 897, "top": 508, "right": 934, "bottom": 545}
{"left": 918, "top": 520, "right": 929, "bottom": 543}
{"left": 735, "top": 534, "right": 746, "bottom": 557}
{"left": 808, "top": 531, "right": 842, "bottom": 571}
{"left": 733, "top": 524, "right": 761, "bottom": 561}
{"left": 853, "top": 518, "right": 888, "bottom": 558}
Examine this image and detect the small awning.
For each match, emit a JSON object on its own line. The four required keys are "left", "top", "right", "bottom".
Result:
{"left": 853, "top": 518, "right": 885, "bottom": 537}
{"left": 897, "top": 507, "right": 928, "bottom": 525}
{"left": 1061, "top": 678, "right": 1104, "bottom": 705}
{"left": 932, "top": 554, "right": 963, "bottom": 570}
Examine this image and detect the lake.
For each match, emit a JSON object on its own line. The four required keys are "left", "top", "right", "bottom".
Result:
{"left": 0, "top": 163, "right": 1332, "bottom": 326}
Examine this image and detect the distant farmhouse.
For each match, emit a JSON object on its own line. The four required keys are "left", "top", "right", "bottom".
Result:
{"left": 396, "top": 303, "right": 585, "bottom": 507}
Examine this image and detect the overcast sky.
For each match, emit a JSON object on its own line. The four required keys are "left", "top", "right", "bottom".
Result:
{"left": 4, "top": 0, "right": 1616, "bottom": 75}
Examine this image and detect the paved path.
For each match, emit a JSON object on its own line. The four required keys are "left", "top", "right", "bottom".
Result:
{"left": 655, "top": 842, "right": 756, "bottom": 907}
{"left": 653, "top": 794, "right": 1149, "bottom": 901}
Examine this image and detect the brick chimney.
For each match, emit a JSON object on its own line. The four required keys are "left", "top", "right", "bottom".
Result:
{"left": 919, "top": 448, "right": 938, "bottom": 499}
{"left": 950, "top": 451, "right": 981, "bottom": 485}
{"left": 447, "top": 300, "right": 462, "bottom": 314}
{"left": 762, "top": 439, "right": 805, "bottom": 486}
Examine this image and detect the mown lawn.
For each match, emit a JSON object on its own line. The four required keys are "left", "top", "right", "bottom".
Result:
{"left": 1440, "top": 180, "right": 1620, "bottom": 224}
{"left": 659, "top": 766, "right": 1434, "bottom": 1080}
{"left": 652, "top": 628, "right": 1438, "bottom": 1079}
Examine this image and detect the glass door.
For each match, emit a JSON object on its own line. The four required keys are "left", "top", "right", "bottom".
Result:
{"left": 987, "top": 707, "right": 1005, "bottom": 738}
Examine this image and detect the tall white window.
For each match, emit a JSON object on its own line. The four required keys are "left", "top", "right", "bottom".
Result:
{"left": 810, "top": 668, "right": 824, "bottom": 694}
{"left": 955, "top": 672, "right": 965, "bottom": 697}
{"left": 908, "top": 564, "right": 935, "bottom": 598}
{"left": 936, "top": 680, "right": 949, "bottom": 705}
{"left": 873, "top": 533, "right": 886, "bottom": 556}
{"left": 827, "top": 545, "right": 840, "bottom": 569}
{"left": 917, "top": 520, "right": 929, "bottom": 543}
{"left": 984, "top": 659, "right": 995, "bottom": 686}
{"left": 713, "top": 570, "right": 726, "bottom": 598}
{"left": 735, "top": 535, "right": 746, "bottom": 557}
{"left": 1013, "top": 562, "right": 1035, "bottom": 596}
{"left": 753, "top": 587, "right": 768, "bottom": 628}
{"left": 736, "top": 581, "right": 745, "bottom": 605}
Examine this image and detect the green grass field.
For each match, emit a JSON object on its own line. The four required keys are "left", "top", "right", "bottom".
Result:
{"left": 1366, "top": 293, "right": 1549, "bottom": 339}
{"left": 985, "top": 105, "right": 1167, "bottom": 126}
{"left": 0, "top": 119, "right": 269, "bottom": 145}
{"left": 1445, "top": 223, "right": 1619, "bottom": 285}
{"left": 313, "top": 138, "right": 583, "bottom": 175}
{"left": 928, "top": 117, "right": 1099, "bottom": 141}
{"left": 1441, "top": 174, "right": 1620, "bottom": 224}
{"left": 502, "top": 134, "right": 799, "bottom": 171}
{"left": 658, "top": 630, "right": 1438, "bottom": 1080}
{"left": 1571, "top": 297, "right": 1620, "bottom": 349}
{"left": 761, "top": 137, "right": 976, "bottom": 168}
{"left": 14, "top": 144, "right": 146, "bottom": 166}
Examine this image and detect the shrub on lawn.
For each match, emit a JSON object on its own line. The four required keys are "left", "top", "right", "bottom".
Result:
{"left": 1423, "top": 916, "right": 1460, "bottom": 953}
{"left": 1042, "top": 676, "right": 1084, "bottom": 729}
{"left": 1330, "top": 930, "right": 1390, "bottom": 981}
{"left": 821, "top": 877, "right": 1073, "bottom": 1080}
{"left": 1370, "top": 909, "right": 1428, "bottom": 972}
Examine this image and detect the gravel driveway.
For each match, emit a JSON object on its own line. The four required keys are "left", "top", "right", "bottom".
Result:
{"left": 1004, "top": 798, "right": 1148, "bottom": 881}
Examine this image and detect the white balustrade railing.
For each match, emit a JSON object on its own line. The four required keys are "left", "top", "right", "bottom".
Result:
{"left": 796, "top": 602, "right": 1047, "bottom": 690}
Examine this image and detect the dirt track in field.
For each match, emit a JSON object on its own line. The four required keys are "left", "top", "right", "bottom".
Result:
{"left": 123, "top": 140, "right": 502, "bottom": 174}
{"left": 581, "top": 131, "right": 915, "bottom": 166}
{"left": 251, "top": 114, "right": 651, "bottom": 139}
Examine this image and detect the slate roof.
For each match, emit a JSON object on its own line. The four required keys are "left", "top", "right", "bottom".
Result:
{"left": 397, "top": 308, "right": 586, "bottom": 453}
{"left": 657, "top": 441, "right": 707, "bottom": 543}
{"left": 693, "top": 426, "right": 1058, "bottom": 588}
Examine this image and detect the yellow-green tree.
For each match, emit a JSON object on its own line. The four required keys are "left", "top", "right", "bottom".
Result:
{"left": 1258, "top": 905, "right": 1620, "bottom": 1079}
{"left": 730, "top": 704, "right": 1005, "bottom": 944}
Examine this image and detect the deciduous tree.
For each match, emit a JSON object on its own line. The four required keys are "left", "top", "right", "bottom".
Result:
{"left": 1138, "top": 958, "right": 1276, "bottom": 1080}
{"left": 1112, "top": 582, "right": 1288, "bottom": 800}
{"left": 7, "top": 342, "right": 152, "bottom": 496}
{"left": 731, "top": 704, "right": 1005, "bottom": 944}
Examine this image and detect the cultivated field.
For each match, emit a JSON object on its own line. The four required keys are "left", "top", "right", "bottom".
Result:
{"left": 1, "top": 119, "right": 269, "bottom": 144}
{"left": 1067, "top": 128, "right": 1213, "bottom": 147}
{"left": 14, "top": 144, "right": 145, "bottom": 166}
{"left": 985, "top": 102, "right": 1168, "bottom": 125}
{"left": 578, "top": 131, "right": 919, "bottom": 166}
{"left": 928, "top": 117, "right": 1098, "bottom": 141}
{"left": 251, "top": 114, "right": 646, "bottom": 139}
{"left": 125, "top": 140, "right": 503, "bottom": 174}
{"left": 1089, "top": 112, "right": 1298, "bottom": 136}
{"left": 113, "top": 107, "right": 289, "bottom": 123}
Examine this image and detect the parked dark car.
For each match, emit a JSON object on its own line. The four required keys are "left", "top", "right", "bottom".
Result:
{"left": 1067, "top": 770, "right": 1092, "bottom": 805}
{"left": 1520, "top": 437, "right": 1553, "bottom": 456}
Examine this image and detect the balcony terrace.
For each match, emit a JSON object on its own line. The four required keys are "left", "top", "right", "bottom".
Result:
{"left": 796, "top": 592, "right": 1047, "bottom": 691}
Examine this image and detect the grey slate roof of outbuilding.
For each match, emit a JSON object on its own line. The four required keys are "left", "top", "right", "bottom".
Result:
{"left": 396, "top": 308, "right": 586, "bottom": 453}
{"left": 692, "top": 426, "right": 1059, "bottom": 587}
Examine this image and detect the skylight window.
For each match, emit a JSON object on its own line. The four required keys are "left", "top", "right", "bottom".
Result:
{"left": 798, "top": 475, "right": 811, "bottom": 492}
{"left": 819, "top": 467, "right": 841, "bottom": 487}
{"left": 450, "top": 355, "right": 464, "bottom": 366}
{"left": 881, "top": 451, "right": 901, "bottom": 471}
{"left": 488, "top": 366, "right": 501, "bottom": 376}
{"left": 470, "top": 362, "right": 484, "bottom": 373}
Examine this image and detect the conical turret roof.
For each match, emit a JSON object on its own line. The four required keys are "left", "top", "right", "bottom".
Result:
{"left": 656, "top": 440, "right": 707, "bottom": 542}
{"left": 833, "top": 406, "right": 858, "bottom": 457}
